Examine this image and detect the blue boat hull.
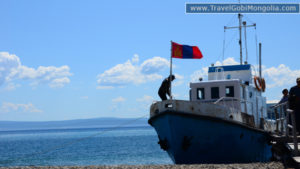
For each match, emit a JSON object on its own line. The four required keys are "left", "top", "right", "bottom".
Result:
{"left": 149, "top": 111, "right": 273, "bottom": 164}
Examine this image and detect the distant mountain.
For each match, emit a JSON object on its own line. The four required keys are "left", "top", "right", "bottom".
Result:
{"left": 0, "top": 117, "right": 149, "bottom": 131}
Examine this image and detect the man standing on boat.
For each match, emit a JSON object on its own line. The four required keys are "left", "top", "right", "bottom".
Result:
{"left": 279, "top": 89, "right": 289, "bottom": 104}
{"left": 276, "top": 89, "right": 289, "bottom": 108}
{"left": 158, "top": 75, "right": 175, "bottom": 101}
{"left": 289, "top": 78, "right": 300, "bottom": 133}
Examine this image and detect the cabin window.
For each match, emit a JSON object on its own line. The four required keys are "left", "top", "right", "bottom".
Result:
{"left": 197, "top": 88, "right": 205, "bottom": 100}
{"left": 211, "top": 87, "right": 219, "bottom": 99}
{"left": 226, "top": 86, "right": 234, "bottom": 97}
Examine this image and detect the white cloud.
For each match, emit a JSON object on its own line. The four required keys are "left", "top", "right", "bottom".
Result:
{"left": 110, "top": 96, "right": 127, "bottom": 113}
{"left": 173, "top": 73, "right": 184, "bottom": 87}
{"left": 0, "top": 52, "right": 72, "bottom": 89}
{"left": 190, "top": 57, "right": 237, "bottom": 82}
{"left": 140, "top": 56, "right": 169, "bottom": 74}
{"left": 263, "top": 64, "right": 300, "bottom": 88}
{"left": 136, "top": 95, "right": 155, "bottom": 112}
{"left": 136, "top": 95, "right": 154, "bottom": 103}
{"left": 172, "top": 93, "right": 180, "bottom": 99}
{"left": 131, "top": 54, "right": 139, "bottom": 64}
{"left": 16, "top": 65, "right": 72, "bottom": 88}
{"left": 183, "top": 94, "right": 190, "bottom": 99}
{"left": 267, "top": 100, "right": 280, "bottom": 104}
{"left": 96, "top": 86, "right": 114, "bottom": 90}
{"left": 0, "top": 102, "right": 43, "bottom": 113}
{"left": 80, "top": 96, "right": 89, "bottom": 100}
{"left": 215, "top": 57, "right": 239, "bottom": 66}
{"left": 97, "top": 55, "right": 169, "bottom": 89}
{"left": 49, "top": 77, "right": 71, "bottom": 88}
{"left": 190, "top": 57, "right": 300, "bottom": 89}
{"left": 112, "top": 96, "right": 126, "bottom": 103}
{"left": 0, "top": 52, "right": 21, "bottom": 85}
{"left": 190, "top": 67, "right": 208, "bottom": 82}
{"left": 3, "top": 83, "right": 21, "bottom": 91}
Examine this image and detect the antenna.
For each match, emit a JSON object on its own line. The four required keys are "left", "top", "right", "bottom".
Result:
{"left": 224, "top": 16, "right": 256, "bottom": 65}
{"left": 238, "top": 14, "right": 243, "bottom": 65}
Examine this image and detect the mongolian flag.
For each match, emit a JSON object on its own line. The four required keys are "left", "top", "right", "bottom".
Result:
{"left": 171, "top": 42, "right": 203, "bottom": 59}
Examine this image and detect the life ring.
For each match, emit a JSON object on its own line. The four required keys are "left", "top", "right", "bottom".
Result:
{"left": 254, "top": 76, "right": 266, "bottom": 92}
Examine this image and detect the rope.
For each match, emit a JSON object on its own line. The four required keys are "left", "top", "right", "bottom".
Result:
{"left": 241, "top": 15, "right": 259, "bottom": 74}
{"left": 243, "top": 15, "right": 255, "bottom": 25}
{"left": 0, "top": 114, "right": 149, "bottom": 165}
{"left": 251, "top": 65, "right": 258, "bottom": 78}
{"left": 215, "top": 30, "right": 239, "bottom": 64}
{"left": 226, "top": 15, "right": 237, "bottom": 27}
{"left": 216, "top": 15, "right": 238, "bottom": 64}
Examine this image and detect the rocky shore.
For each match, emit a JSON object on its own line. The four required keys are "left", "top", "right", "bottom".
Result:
{"left": 0, "top": 162, "right": 285, "bottom": 169}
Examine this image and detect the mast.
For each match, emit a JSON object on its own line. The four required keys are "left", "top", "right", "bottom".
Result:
{"left": 259, "top": 43, "right": 262, "bottom": 79}
{"left": 243, "top": 21, "right": 248, "bottom": 63}
{"left": 224, "top": 14, "right": 256, "bottom": 64}
{"left": 238, "top": 14, "right": 243, "bottom": 65}
{"left": 170, "top": 41, "right": 173, "bottom": 101}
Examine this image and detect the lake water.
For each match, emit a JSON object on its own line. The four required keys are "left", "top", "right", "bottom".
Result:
{"left": 0, "top": 126, "right": 172, "bottom": 167}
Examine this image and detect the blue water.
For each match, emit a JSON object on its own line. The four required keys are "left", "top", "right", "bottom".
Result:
{"left": 0, "top": 126, "right": 172, "bottom": 166}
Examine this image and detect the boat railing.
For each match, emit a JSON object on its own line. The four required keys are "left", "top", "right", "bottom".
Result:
{"left": 272, "top": 102, "right": 298, "bottom": 155}
{"left": 287, "top": 109, "right": 299, "bottom": 155}
{"left": 272, "top": 102, "right": 288, "bottom": 134}
{"left": 214, "top": 97, "right": 253, "bottom": 114}
{"left": 214, "top": 96, "right": 227, "bottom": 104}
{"left": 213, "top": 97, "right": 243, "bottom": 104}
{"left": 214, "top": 97, "right": 237, "bottom": 114}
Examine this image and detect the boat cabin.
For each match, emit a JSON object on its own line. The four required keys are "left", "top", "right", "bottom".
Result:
{"left": 189, "top": 64, "right": 267, "bottom": 127}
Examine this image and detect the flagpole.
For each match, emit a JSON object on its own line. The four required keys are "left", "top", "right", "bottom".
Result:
{"left": 170, "top": 41, "right": 173, "bottom": 101}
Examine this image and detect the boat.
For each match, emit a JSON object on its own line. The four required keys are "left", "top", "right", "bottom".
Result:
{"left": 148, "top": 15, "right": 279, "bottom": 164}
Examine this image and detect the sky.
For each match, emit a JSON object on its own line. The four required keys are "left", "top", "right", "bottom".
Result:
{"left": 0, "top": 0, "right": 300, "bottom": 121}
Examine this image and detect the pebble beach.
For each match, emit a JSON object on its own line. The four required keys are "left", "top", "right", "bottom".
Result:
{"left": 0, "top": 162, "right": 285, "bottom": 169}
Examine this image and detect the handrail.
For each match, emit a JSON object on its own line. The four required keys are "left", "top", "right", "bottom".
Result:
{"left": 214, "top": 97, "right": 254, "bottom": 115}
{"left": 272, "top": 103, "right": 298, "bottom": 155}
{"left": 214, "top": 97, "right": 226, "bottom": 104}
{"left": 272, "top": 102, "right": 288, "bottom": 109}
{"left": 213, "top": 97, "right": 251, "bottom": 104}
{"left": 287, "top": 109, "right": 298, "bottom": 155}
{"left": 272, "top": 102, "right": 288, "bottom": 134}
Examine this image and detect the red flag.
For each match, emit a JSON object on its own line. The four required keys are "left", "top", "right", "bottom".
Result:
{"left": 171, "top": 42, "right": 203, "bottom": 59}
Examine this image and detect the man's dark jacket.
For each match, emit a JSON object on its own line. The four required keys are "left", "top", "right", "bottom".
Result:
{"left": 289, "top": 86, "right": 300, "bottom": 110}
{"left": 158, "top": 78, "right": 170, "bottom": 96}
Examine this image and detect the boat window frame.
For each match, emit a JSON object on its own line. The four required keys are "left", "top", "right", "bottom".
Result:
{"left": 197, "top": 88, "right": 205, "bottom": 100}
{"left": 225, "top": 86, "right": 235, "bottom": 97}
{"left": 211, "top": 87, "right": 220, "bottom": 99}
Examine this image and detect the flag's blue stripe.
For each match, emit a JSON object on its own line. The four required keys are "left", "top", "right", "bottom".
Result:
{"left": 182, "top": 45, "right": 194, "bottom": 59}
